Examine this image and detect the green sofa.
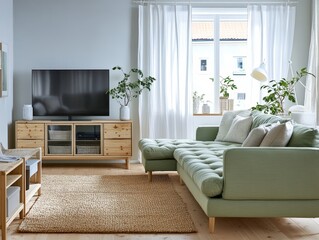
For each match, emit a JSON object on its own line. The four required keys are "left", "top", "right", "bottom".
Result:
{"left": 138, "top": 110, "right": 319, "bottom": 232}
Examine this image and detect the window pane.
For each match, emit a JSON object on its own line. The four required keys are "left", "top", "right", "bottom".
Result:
{"left": 219, "top": 20, "right": 249, "bottom": 111}
{"left": 192, "top": 13, "right": 248, "bottom": 114}
{"left": 192, "top": 21, "right": 215, "bottom": 114}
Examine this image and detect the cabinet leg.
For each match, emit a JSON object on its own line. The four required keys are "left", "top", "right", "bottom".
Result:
{"left": 125, "top": 158, "right": 130, "bottom": 170}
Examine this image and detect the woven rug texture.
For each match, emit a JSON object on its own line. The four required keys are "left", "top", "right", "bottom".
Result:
{"left": 18, "top": 174, "right": 196, "bottom": 233}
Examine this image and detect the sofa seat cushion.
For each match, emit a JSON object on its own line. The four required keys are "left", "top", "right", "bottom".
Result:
{"left": 139, "top": 138, "right": 239, "bottom": 160}
{"left": 174, "top": 146, "right": 239, "bottom": 198}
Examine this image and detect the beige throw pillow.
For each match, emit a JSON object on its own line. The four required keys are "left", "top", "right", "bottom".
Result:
{"left": 260, "top": 121, "right": 294, "bottom": 147}
{"left": 242, "top": 125, "right": 268, "bottom": 147}
{"left": 216, "top": 109, "right": 251, "bottom": 141}
{"left": 223, "top": 115, "right": 253, "bottom": 143}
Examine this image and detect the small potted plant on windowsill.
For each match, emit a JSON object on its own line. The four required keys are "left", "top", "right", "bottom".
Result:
{"left": 107, "top": 66, "right": 156, "bottom": 120}
{"left": 192, "top": 91, "right": 205, "bottom": 114}
{"left": 210, "top": 76, "right": 237, "bottom": 113}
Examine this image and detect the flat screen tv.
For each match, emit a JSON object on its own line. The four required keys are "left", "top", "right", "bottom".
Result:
{"left": 32, "top": 69, "right": 109, "bottom": 118}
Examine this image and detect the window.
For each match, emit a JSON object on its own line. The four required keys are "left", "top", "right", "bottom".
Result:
{"left": 192, "top": 8, "right": 250, "bottom": 114}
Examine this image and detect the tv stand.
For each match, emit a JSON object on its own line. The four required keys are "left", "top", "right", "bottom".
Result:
{"left": 15, "top": 120, "right": 132, "bottom": 169}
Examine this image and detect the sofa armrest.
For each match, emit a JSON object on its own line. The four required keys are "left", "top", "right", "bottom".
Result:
{"left": 196, "top": 126, "right": 219, "bottom": 141}
{"left": 222, "top": 147, "right": 319, "bottom": 200}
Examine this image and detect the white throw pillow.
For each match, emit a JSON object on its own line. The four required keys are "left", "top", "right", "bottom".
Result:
{"left": 242, "top": 125, "right": 268, "bottom": 147}
{"left": 260, "top": 121, "right": 294, "bottom": 147}
{"left": 216, "top": 109, "right": 251, "bottom": 141}
{"left": 223, "top": 115, "right": 253, "bottom": 143}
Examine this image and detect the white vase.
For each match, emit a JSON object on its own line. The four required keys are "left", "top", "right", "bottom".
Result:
{"left": 193, "top": 99, "right": 200, "bottom": 114}
{"left": 120, "top": 106, "right": 130, "bottom": 121}
{"left": 202, "top": 103, "right": 210, "bottom": 114}
{"left": 23, "top": 104, "right": 33, "bottom": 120}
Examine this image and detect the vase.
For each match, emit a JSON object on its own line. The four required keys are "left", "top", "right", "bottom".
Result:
{"left": 193, "top": 99, "right": 200, "bottom": 114}
{"left": 23, "top": 104, "right": 33, "bottom": 120}
{"left": 202, "top": 103, "right": 210, "bottom": 114}
{"left": 120, "top": 106, "right": 130, "bottom": 121}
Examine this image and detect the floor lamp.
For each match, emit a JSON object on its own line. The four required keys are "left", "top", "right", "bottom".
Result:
{"left": 251, "top": 62, "right": 268, "bottom": 82}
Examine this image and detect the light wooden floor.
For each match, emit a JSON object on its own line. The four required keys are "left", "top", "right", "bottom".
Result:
{"left": 6, "top": 162, "right": 319, "bottom": 240}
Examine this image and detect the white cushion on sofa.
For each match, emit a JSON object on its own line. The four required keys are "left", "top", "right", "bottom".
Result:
{"left": 260, "top": 121, "right": 293, "bottom": 147}
{"left": 242, "top": 125, "right": 268, "bottom": 147}
{"left": 216, "top": 109, "right": 251, "bottom": 141}
{"left": 223, "top": 115, "right": 253, "bottom": 143}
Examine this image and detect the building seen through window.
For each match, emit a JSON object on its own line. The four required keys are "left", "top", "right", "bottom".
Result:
{"left": 192, "top": 9, "right": 249, "bottom": 114}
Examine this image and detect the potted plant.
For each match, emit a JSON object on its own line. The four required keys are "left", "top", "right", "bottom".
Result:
{"left": 210, "top": 76, "right": 237, "bottom": 98}
{"left": 210, "top": 76, "right": 237, "bottom": 113}
{"left": 107, "top": 66, "right": 156, "bottom": 120}
{"left": 192, "top": 91, "right": 205, "bottom": 114}
{"left": 252, "top": 67, "right": 314, "bottom": 115}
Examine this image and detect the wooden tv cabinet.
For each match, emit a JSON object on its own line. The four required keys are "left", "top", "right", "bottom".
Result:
{"left": 15, "top": 120, "right": 132, "bottom": 169}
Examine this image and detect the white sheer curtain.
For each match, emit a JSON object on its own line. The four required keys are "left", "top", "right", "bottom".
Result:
{"left": 304, "top": 0, "right": 319, "bottom": 125}
{"left": 248, "top": 4, "right": 296, "bottom": 107}
{"left": 138, "top": 4, "right": 192, "bottom": 139}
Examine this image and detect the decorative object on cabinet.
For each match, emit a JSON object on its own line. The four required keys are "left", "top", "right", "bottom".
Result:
{"left": 107, "top": 66, "right": 156, "bottom": 120}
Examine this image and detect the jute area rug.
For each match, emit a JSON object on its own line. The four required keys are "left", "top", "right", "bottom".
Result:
{"left": 18, "top": 174, "right": 196, "bottom": 233}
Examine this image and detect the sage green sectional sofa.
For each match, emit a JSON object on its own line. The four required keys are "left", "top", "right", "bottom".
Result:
{"left": 138, "top": 110, "right": 319, "bottom": 232}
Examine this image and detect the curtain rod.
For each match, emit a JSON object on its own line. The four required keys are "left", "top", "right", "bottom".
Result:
{"left": 133, "top": 0, "right": 298, "bottom": 5}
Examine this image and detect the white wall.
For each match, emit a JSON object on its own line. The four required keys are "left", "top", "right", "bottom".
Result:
{"left": 13, "top": 0, "right": 140, "bottom": 159}
{"left": 0, "top": 0, "right": 13, "bottom": 148}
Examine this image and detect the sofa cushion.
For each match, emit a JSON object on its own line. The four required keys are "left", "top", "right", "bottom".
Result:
{"left": 260, "top": 121, "right": 293, "bottom": 147}
{"left": 215, "top": 109, "right": 251, "bottom": 141}
{"left": 138, "top": 138, "right": 240, "bottom": 160}
{"left": 251, "top": 110, "right": 288, "bottom": 129}
{"left": 174, "top": 147, "right": 234, "bottom": 197}
{"left": 223, "top": 115, "right": 253, "bottom": 143}
{"left": 287, "top": 124, "right": 319, "bottom": 147}
{"left": 242, "top": 125, "right": 268, "bottom": 147}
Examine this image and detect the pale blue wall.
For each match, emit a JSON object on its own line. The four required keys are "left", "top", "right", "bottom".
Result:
{"left": 0, "top": 0, "right": 13, "bottom": 148}
{"left": 13, "top": 0, "right": 139, "bottom": 159}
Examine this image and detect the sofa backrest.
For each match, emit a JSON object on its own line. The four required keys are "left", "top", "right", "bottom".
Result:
{"left": 251, "top": 110, "right": 319, "bottom": 148}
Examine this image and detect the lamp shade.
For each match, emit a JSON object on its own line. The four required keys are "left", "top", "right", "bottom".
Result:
{"left": 251, "top": 63, "right": 268, "bottom": 81}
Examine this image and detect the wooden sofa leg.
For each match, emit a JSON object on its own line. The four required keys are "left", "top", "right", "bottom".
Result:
{"left": 209, "top": 217, "right": 215, "bottom": 233}
{"left": 179, "top": 176, "right": 184, "bottom": 185}
{"left": 148, "top": 171, "right": 153, "bottom": 182}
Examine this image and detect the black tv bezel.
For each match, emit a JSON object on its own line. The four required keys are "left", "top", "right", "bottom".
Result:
{"left": 31, "top": 69, "right": 110, "bottom": 118}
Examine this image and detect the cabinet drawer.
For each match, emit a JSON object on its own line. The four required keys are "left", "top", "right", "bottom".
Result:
{"left": 16, "top": 140, "right": 44, "bottom": 153}
{"left": 104, "top": 140, "right": 132, "bottom": 156}
{"left": 16, "top": 124, "right": 44, "bottom": 139}
{"left": 104, "top": 123, "right": 131, "bottom": 139}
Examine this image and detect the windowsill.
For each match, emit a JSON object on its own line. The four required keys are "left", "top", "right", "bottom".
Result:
{"left": 193, "top": 113, "right": 222, "bottom": 116}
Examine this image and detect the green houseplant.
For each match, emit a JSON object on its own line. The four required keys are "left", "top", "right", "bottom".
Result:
{"left": 252, "top": 67, "right": 314, "bottom": 115}
{"left": 107, "top": 66, "right": 156, "bottom": 120}
{"left": 210, "top": 76, "right": 237, "bottom": 98}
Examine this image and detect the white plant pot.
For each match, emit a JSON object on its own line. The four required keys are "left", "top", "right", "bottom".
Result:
{"left": 120, "top": 106, "right": 130, "bottom": 121}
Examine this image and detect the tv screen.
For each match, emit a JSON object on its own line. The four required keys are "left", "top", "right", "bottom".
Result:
{"left": 32, "top": 69, "right": 109, "bottom": 117}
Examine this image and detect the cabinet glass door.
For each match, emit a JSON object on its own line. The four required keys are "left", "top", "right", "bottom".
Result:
{"left": 75, "top": 125, "right": 101, "bottom": 155}
{"left": 46, "top": 124, "right": 72, "bottom": 155}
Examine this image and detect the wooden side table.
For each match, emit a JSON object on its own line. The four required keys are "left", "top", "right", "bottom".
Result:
{"left": 0, "top": 159, "right": 25, "bottom": 240}
{"left": 1, "top": 146, "right": 42, "bottom": 210}
{"left": 0, "top": 144, "right": 42, "bottom": 240}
